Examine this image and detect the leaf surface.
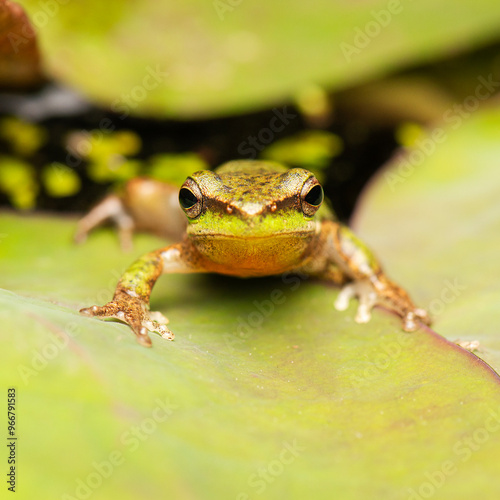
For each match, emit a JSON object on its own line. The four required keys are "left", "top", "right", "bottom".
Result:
{"left": 1, "top": 209, "right": 500, "bottom": 499}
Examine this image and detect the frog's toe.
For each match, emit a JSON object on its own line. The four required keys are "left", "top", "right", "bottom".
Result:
{"left": 80, "top": 304, "right": 115, "bottom": 318}
{"left": 158, "top": 325, "right": 175, "bottom": 341}
{"left": 354, "top": 287, "right": 377, "bottom": 324}
{"left": 415, "top": 308, "right": 431, "bottom": 326}
{"left": 79, "top": 305, "right": 95, "bottom": 317}
{"left": 354, "top": 303, "right": 371, "bottom": 323}
{"left": 134, "top": 327, "right": 153, "bottom": 347}
{"left": 148, "top": 310, "right": 169, "bottom": 325}
{"left": 143, "top": 315, "right": 175, "bottom": 341}
{"left": 335, "top": 281, "right": 378, "bottom": 324}
{"left": 119, "top": 313, "right": 153, "bottom": 347}
{"left": 82, "top": 302, "right": 135, "bottom": 324}
{"left": 334, "top": 283, "right": 356, "bottom": 311}
{"left": 402, "top": 312, "right": 418, "bottom": 332}
{"left": 402, "top": 308, "right": 431, "bottom": 331}
{"left": 354, "top": 302, "right": 374, "bottom": 323}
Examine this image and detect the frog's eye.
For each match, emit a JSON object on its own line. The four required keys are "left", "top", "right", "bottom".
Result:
{"left": 179, "top": 180, "right": 203, "bottom": 218}
{"left": 300, "top": 177, "right": 324, "bottom": 217}
{"left": 304, "top": 185, "right": 323, "bottom": 206}
{"left": 179, "top": 188, "right": 197, "bottom": 209}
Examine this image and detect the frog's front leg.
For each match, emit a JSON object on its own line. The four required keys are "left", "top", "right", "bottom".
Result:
{"left": 311, "top": 220, "right": 430, "bottom": 331}
{"left": 80, "top": 240, "right": 202, "bottom": 347}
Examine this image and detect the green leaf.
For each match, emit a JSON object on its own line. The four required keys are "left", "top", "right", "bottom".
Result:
{"left": 42, "top": 162, "right": 81, "bottom": 197}
{"left": 353, "top": 105, "right": 500, "bottom": 378}
{"left": 0, "top": 156, "right": 38, "bottom": 209}
{"left": 19, "top": 0, "right": 500, "bottom": 118}
{"left": 2, "top": 199, "right": 500, "bottom": 498}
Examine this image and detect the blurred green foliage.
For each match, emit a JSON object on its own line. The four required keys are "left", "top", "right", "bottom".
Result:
{"left": 42, "top": 163, "right": 81, "bottom": 197}
{"left": 0, "top": 156, "right": 37, "bottom": 208}
{"left": 0, "top": 116, "right": 47, "bottom": 156}
{"left": 0, "top": 117, "right": 211, "bottom": 207}
{"left": 262, "top": 130, "right": 343, "bottom": 175}
{"left": 147, "top": 153, "right": 209, "bottom": 185}
{"left": 19, "top": 0, "right": 500, "bottom": 118}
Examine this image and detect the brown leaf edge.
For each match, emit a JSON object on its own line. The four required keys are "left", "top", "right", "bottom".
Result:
{"left": 0, "top": 0, "right": 44, "bottom": 88}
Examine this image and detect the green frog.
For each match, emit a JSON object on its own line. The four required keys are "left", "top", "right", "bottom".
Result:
{"left": 80, "top": 160, "right": 430, "bottom": 347}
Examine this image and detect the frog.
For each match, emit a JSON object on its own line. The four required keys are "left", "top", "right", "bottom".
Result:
{"left": 80, "top": 160, "right": 430, "bottom": 347}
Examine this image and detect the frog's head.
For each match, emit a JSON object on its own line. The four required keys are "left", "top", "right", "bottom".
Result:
{"left": 177, "top": 160, "right": 325, "bottom": 275}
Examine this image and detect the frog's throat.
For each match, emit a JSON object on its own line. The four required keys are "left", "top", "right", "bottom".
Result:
{"left": 188, "top": 232, "right": 316, "bottom": 277}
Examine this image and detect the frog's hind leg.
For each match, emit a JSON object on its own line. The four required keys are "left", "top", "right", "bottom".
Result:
{"left": 74, "top": 194, "right": 135, "bottom": 250}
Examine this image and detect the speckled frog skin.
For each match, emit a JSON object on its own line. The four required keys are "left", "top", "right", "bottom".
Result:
{"left": 80, "top": 160, "right": 430, "bottom": 347}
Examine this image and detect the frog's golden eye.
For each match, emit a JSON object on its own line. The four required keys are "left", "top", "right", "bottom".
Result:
{"left": 179, "top": 180, "right": 203, "bottom": 218}
{"left": 300, "top": 177, "right": 324, "bottom": 217}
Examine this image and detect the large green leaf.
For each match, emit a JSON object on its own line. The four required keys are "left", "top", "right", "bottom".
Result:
{"left": 353, "top": 105, "right": 500, "bottom": 377}
{"left": 2, "top": 176, "right": 500, "bottom": 500}
{"left": 18, "top": 0, "right": 500, "bottom": 118}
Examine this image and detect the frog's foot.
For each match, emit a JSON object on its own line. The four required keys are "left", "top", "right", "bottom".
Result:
{"left": 334, "top": 279, "right": 430, "bottom": 332}
{"left": 80, "top": 294, "right": 173, "bottom": 347}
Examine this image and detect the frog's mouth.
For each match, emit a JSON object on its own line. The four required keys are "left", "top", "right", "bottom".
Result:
{"left": 190, "top": 229, "right": 315, "bottom": 240}
{"left": 187, "top": 208, "right": 318, "bottom": 238}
